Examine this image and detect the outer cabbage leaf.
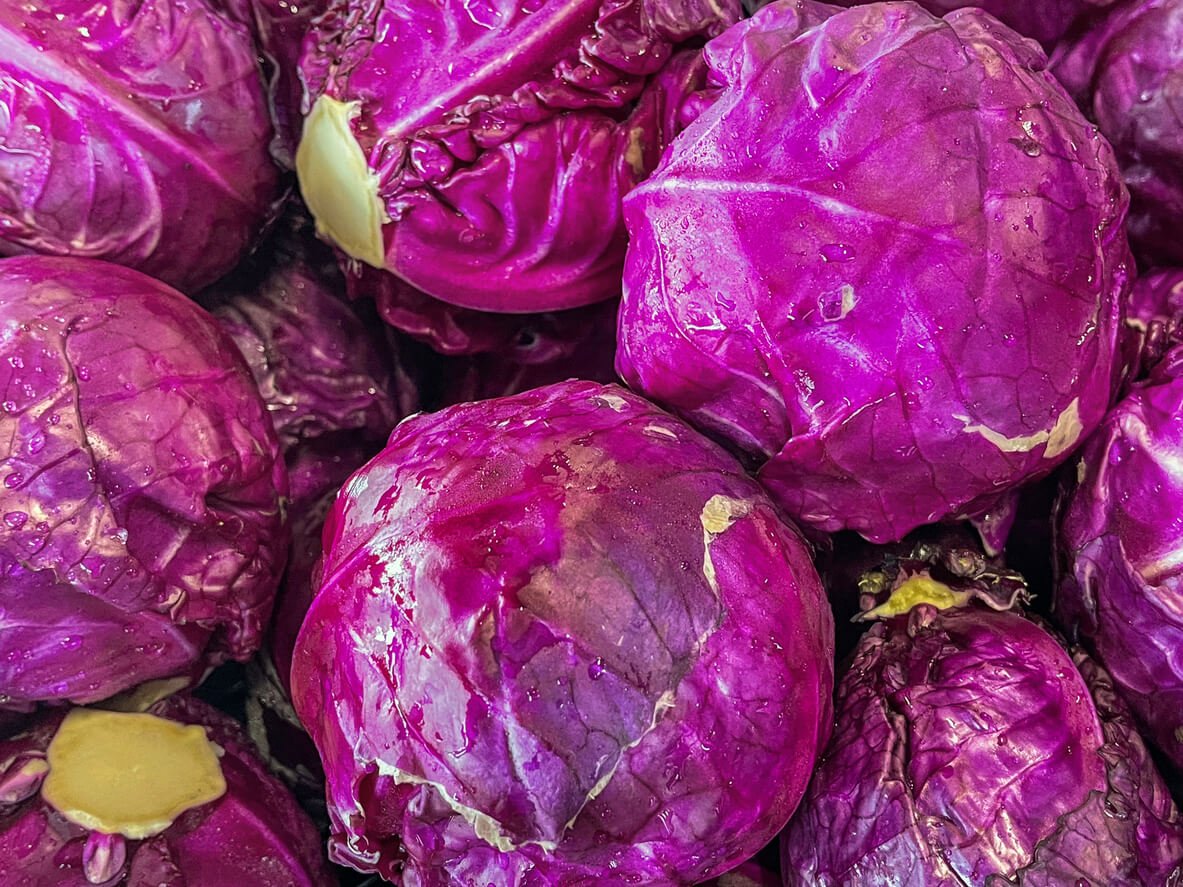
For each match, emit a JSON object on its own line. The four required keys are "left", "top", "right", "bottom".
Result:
{"left": 296, "top": 0, "right": 736, "bottom": 312}
{"left": 0, "top": 257, "right": 288, "bottom": 710}
{"left": 825, "top": 0, "right": 1118, "bottom": 46}
{"left": 0, "top": 0, "right": 279, "bottom": 291}
{"left": 291, "top": 380, "right": 834, "bottom": 885}
{"left": 781, "top": 606, "right": 1183, "bottom": 885}
{"left": 0, "top": 695, "right": 332, "bottom": 885}
{"left": 618, "top": 1, "right": 1129, "bottom": 543}
{"left": 1052, "top": 0, "right": 1183, "bottom": 266}
{"left": 1056, "top": 342, "right": 1183, "bottom": 772}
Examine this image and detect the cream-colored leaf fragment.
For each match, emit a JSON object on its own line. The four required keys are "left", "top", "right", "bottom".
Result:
{"left": 1043, "top": 398, "right": 1083, "bottom": 459}
{"left": 41, "top": 709, "right": 226, "bottom": 839}
{"left": 955, "top": 397, "right": 1082, "bottom": 460}
{"left": 296, "top": 96, "right": 388, "bottom": 269}
{"left": 701, "top": 495, "right": 752, "bottom": 595}
{"left": 564, "top": 689, "right": 677, "bottom": 832}
{"left": 861, "top": 575, "right": 967, "bottom": 621}
{"left": 701, "top": 494, "right": 751, "bottom": 535}
{"left": 374, "top": 762, "right": 558, "bottom": 853}
{"left": 595, "top": 393, "right": 629, "bottom": 412}
{"left": 624, "top": 126, "right": 646, "bottom": 178}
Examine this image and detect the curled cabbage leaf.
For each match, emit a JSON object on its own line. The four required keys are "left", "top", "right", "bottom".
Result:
{"left": 618, "top": 0, "right": 1129, "bottom": 543}
{"left": 1120, "top": 268, "right": 1183, "bottom": 385}
{"left": 291, "top": 380, "right": 834, "bottom": 884}
{"left": 436, "top": 299, "right": 620, "bottom": 405}
{"left": 0, "top": 256, "right": 288, "bottom": 710}
{"left": 0, "top": 0, "right": 280, "bottom": 291}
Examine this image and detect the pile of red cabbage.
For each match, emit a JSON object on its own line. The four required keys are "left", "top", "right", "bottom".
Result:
{"left": 3, "top": 0, "right": 1183, "bottom": 884}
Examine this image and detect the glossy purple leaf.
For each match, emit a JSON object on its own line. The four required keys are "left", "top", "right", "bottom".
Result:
{"left": 212, "top": 0, "right": 331, "bottom": 169}
{"left": 291, "top": 380, "right": 834, "bottom": 884}
{"left": 0, "top": 0, "right": 280, "bottom": 291}
{"left": 352, "top": 263, "right": 620, "bottom": 361}
{"left": 618, "top": 0, "right": 1129, "bottom": 543}
{"left": 0, "top": 256, "right": 288, "bottom": 709}
{"left": 1120, "top": 267, "right": 1183, "bottom": 385}
{"left": 436, "top": 299, "right": 620, "bottom": 405}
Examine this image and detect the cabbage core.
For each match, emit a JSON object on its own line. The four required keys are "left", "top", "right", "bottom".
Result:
{"left": 296, "top": 96, "right": 388, "bottom": 269}
{"left": 40, "top": 709, "right": 226, "bottom": 839}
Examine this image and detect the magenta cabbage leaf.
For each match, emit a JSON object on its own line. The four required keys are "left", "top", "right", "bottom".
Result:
{"left": 199, "top": 211, "right": 408, "bottom": 509}
{"left": 0, "top": 0, "right": 280, "bottom": 291}
{"left": 1120, "top": 267, "right": 1183, "bottom": 385}
{"left": 291, "top": 380, "right": 834, "bottom": 884}
{"left": 212, "top": 0, "right": 331, "bottom": 169}
{"left": 618, "top": 0, "right": 1129, "bottom": 543}
{"left": 0, "top": 256, "right": 288, "bottom": 710}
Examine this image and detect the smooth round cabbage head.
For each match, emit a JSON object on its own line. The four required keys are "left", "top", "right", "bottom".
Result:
{"left": 827, "top": 0, "right": 1118, "bottom": 45}
{"left": 291, "top": 380, "right": 834, "bottom": 885}
{"left": 1056, "top": 343, "right": 1183, "bottom": 773}
{"left": 1052, "top": 0, "right": 1183, "bottom": 266}
{"left": 782, "top": 602, "right": 1183, "bottom": 885}
{"left": 295, "top": 0, "right": 736, "bottom": 313}
{"left": 618, "top": 0, "right": 1129, "bottom": 543}
{"left": 0, "top": 0, "right": 279, "bottom": 291}
{"left": 0, "top": 256, "right": 288, "bottom": 710}
{"left": 0, "top": 695, "right": 332, "bottom": 885}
